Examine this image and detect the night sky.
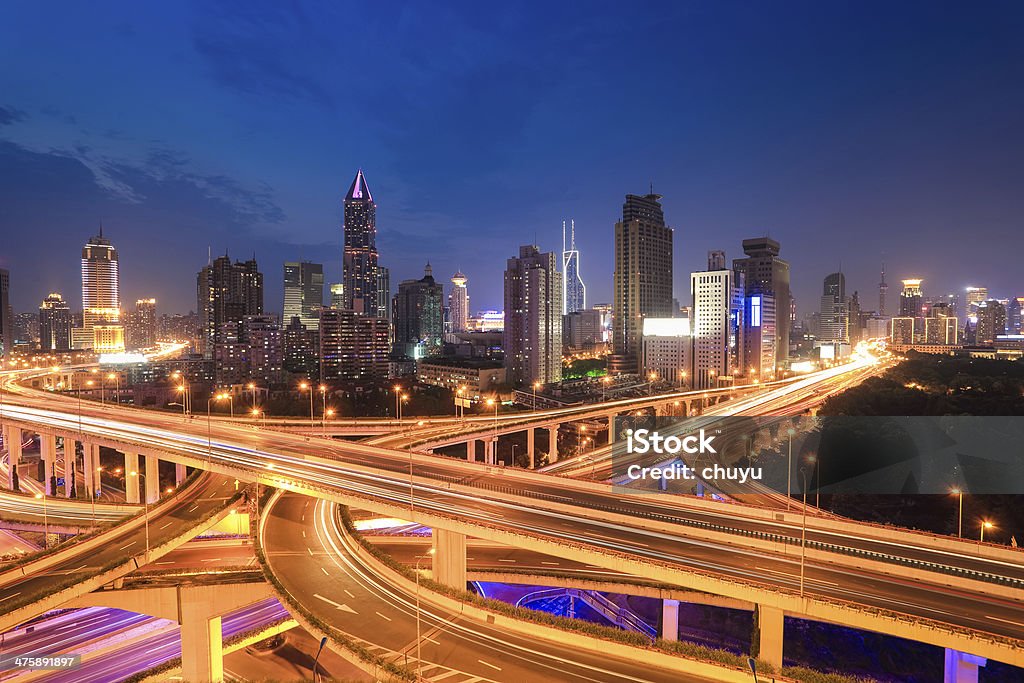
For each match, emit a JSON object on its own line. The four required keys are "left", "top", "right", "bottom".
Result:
{"left": 1, "top": 1, "right": 1022, "bottom": 317}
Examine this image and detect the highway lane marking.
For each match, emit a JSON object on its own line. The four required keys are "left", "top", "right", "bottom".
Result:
{"left": 541, "top": 561, "right": 559, "bottom": 565}
{"left": 302, "top": 530, "right": 306, "bottom": 538}
{"left": 187, "top": 504, "right": 198, "bottom": 512}
{"left": 580, "top": 530, "right": 650, "bottom": 548}
{"left": 477, "top": 659, "right": 502, "bottom": 672}
{"left": 119, "top": 541, "right": 137, "bottom": 550}
{"left": 155, "top": 561, "right": 173, "bottom": 565}
{"left": 754, "top": 566, "right": 838, "bottom": 586}
{"left": 343, "top": 589, "right": 355, "bottom": 598}
{"left": 423, "top": 635, "right": 441, "bottom": 645}
{"left": 313, "top": 593, "right": 357, "bottom": 613}
{"left": 0, "top": 592, "right": 21, "bottom": 603}
{"left": 986, "top": 615, "right": 1024, "bottom": 628}
{"left": 497, "top": 559, "right": 516, "bottom": 563}
{"left": 200, "top": 558, "right": 223, "bottom": 562}
{"left": 307, "top": 548, "right": 314, "bottom": 556}
{"left": 321, "top": 567, "right": 330, "bottom": 575}
{"left": 375, "top": 611, "right": 392, "bottom": 621}
{"left": 159, "top": 522, "right": 173, "bottom": 529}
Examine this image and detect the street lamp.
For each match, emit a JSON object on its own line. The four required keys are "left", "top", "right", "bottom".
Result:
{"left": 805, "top": 453, "right": 821, "bottom": 509}
{"left": 980, "top": 520, "right": 994, "bottom": 546}
{"left": 601, "top": 376, "right": 611, "bottom": 402}
{"left": 679, "top": 369, "right": 688, "bottom": 388}
{"left": 786, "top": 428, "right": 796, "bottom": 511}
{"left": 247, "top": 382, "right": 257, "bottom": 409}
{"left": 532, "top": 381, "right": 541, "bottom": 411}
{"left": 415, "top": 547, "right": 436, "bottom": 681}
{"left": 107, "top": 373, "right": 119, "bottom": 405}
{"left": 455, "top": 386, "right": 465, "bottom": 419}
{"left": 577, "top": 424, "right": 587, "bottom": 457}
{"left": 299, "top": 381, "right": 315, "bottom": 428}
{"left": 951, "top": 488, "right": 964, "bottom": 538}
{"left": 393, "top": 385, "right": 403, "bottom": 423}
{"left": 799, "top": 467, "right": 809, "bottom": 598}
{"left": 319, "top": 384, "right": 328, "bottom": 434}
{"left": 34, "top": 493, "right": 49, "bottom": 548}
{"left": 648, "top": 371, "right": 657, "bottom": 396}
{"left": 208, "top": 392, "right": 229, "bottom": 465}
{"left": 324, "top": 408, "right": 335, "bottom": 437}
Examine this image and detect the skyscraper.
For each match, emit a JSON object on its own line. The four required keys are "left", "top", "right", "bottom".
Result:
{"left": 819, "top": 272, "right": 849, "bottom": 342}
{"left": 562, "top": 219, "right": 586, "bottom": 314}
{"left": 392, "top": 264, "right": 444, "bottom": 359}
{"left": 878, "top": 264, "right": 888, "bottom": 317}
{"left": 125, "top": 298, "right": 157, "bottom": 350}
{"left": 449, "top": 271, "right": 469, "bottom": 333}
{"left": 899, "top": 279, "right": 923, "bottom": 317}
{"left": 690, "top": 252, "right": 745, "bottom": 390}
{"left": 283, "top": 261, "right": 325, "bottom": 330}
{"left": 611, "top": 192, "right": 674, "bottom": 374}
{"left": 376, "top": 266, "right": 391, "bottom": 322}
{"left": 732, "top": 237, "right": 791, "bottom": 367}
{"left": 0, "top": 269, "right": 12, "bottom": 359}
{"left": 80, "top": 228, "right": 124, "bottom": 352}
{"left": 976, "top": 300, "right": 1007, "bottom": 345}
{"left": 341, "top": 169, "right": 379, "bottom": 315}
{"left": 964, "top": 286, "right": 988, "bottom": 324}
{"left": 329, "top": 283, "right": 345, "bottom": 309}
{"left": 197, "top": 255, "right": 263, "bottom": 358}
{"left": 504, "top": 245, "right": 563, "bottom": 386}
{"left": 39, "top": 293, "right": 72, "bottom": 352}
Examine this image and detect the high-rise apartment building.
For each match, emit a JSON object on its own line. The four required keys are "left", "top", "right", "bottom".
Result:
{"left": 742, "top": 292, "right": 777, "bottom": 379}
{"left": 642, "top": 318, "right": 691, "bottom": 386}
{"left": 924, "top": 305, "right": 959, "bottom": 345}
{"left": 732, "top": 237, "right": 790, "bottom": 367}
{"left": 341, "top": 169, "right": 379, "bottom": 315}
{"left": 504, "top": 245, "right": 563, "bottom": 386}
{"left": 283, "top": 317, "right": 319, "bottom": 379}
{"left": 0, "top": 269, "right": 11, "bottom": 359}
{"left": 611, "top": 192, "right": 674, "bottom": 374}
{"left": 563, "top": 309, "right": 602, "bottom": 351}
{"left": 449, "top": 271, "right": 469, "bottom": 333}
{"left": 80, "top": 229, "right": 124, "bottom": 352}
{"left": 965, "top": 286, "right": 988, "bottom": 323}
{"left": 976, "top": 300, "right": 1007, "bottom": 345}
{"left": 125, "top": 298, "right": 157, "bottom": 350}
{"left": 376, "top": 266, "right": 391, "bottom": 322}
{"left": 690, "top": 253, "right": 744, "bottom": 390}
{"left": 197, "top": 255, "right": 263, "bottom": 358}
{"left": 283, "top": 261, "right": 324, "bottom": 330}
{"left": 899, "top": 279, "right": 923, "bottom": 317}
{"left": 1009, "top": 297, "right": 1024, "bottom": 335}
{"left": 39, "top": 293, "right": 72, "bottom": 352}
{"left": 562, "top": 219, "right": 586, "bottom": 314}
{"left": 819, "top": 272, "right": 849, "bottom": 342}
{"left": 319, "top": 308, "right": 390, "bottom": 383}
{"left": 243, "top": 314, "right": 285, "bottom": 384}
{"left": 392, "top": 264, "right": 444, "bottom": 359}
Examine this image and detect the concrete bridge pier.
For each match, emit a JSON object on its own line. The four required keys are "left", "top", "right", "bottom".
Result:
{"left": 181, "top": 595, "right": 224, "bottom": 683}
{"left": 175, "top": 462, "right": 187, "bottom": 486}
{"left": 944, "top": 649, "right": 986, "bottom": 683}
{"left": 41, "top": 433, "right": 57, "bottom": 495}
{"left": 123, "top": 451, "right": 140, "bottom": 504}
{"left": 526, "top": 428, "right": 535, "bottom": 468}
{"left": 3, "top": 425, "right": 22, "bottom": 489}
{"left": 661, "top": 599, "right": 680, "bottom": 641}
{"left": 60, "top": 438, "right": 74, "bottom": 497}
{"left": 756, "top": 604, "right": 784, "bottom": 670}
{"left": 548, "top": 425, "right": 559, "bottom": 463}
{"left": 83, "top": 442, "right": 101, "bottom": 496}
{"left": 432, "top": 528, "right": 467, "bottom": 590}
{"left": 145, "top": 454, "right": 160, "bottom": 503}
{"left": 484, "top": 438, "right": 496, "bottom": 466}
{"left": 467, "top": 439, "right": 477, "bottom": 463}
{"left": 608, "top": 413, "right": 617, "bottom": 442}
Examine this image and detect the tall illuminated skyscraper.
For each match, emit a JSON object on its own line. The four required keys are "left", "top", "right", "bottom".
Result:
{"left": 283, "top": 261, "right": 324, "bottom": 330}
{"left": 342, "top": 169, "right": 379, "bottom": 315}
{"left": 732, "top": 237, "right": 790, "bottom": 367}
{"left": 39, "top": 293, "right": 73, "bottom": 353}
{"left": 504, "top": 245, "right": 563, "bottom": 386}
{"left": 690, "top": 252, "right": 745, "bottom": 390}
{"left": 392, "top": 264, "right": 444, "bottom": 359}
{"left": 197, "top": 254, "right": 263, "bottom": 358}
{"left": 562, "top": 219, "right": 586, "bottom": 314}
{"left": 125, "top": 298, "right": 157, "bottom": 350}
{"left": 819, "top": 272, "right": 849, "bottom": 342}
{"left": 80, "top": 228, "right": 124, "bottom": 352}
{"left": 611, "top": 192, "right": 674, "bottom": 374}
{"left": 899, "top": 279, "right": 923, "bottom": 317}
{"left": 449, "top": 271, "right": 469, "bottom": 333}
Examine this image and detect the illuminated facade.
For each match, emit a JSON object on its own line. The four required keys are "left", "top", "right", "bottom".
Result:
{"left": 504, "top": 245, "right": 563, "bottom": 386}
{"left": 641, "top": 318, "right": 691, "bottom": 386}
{"left": 39, "top": 293, "right": 73, "bottom": 352}
{"left": 819, "top": 272, "right": 849, "bottom": 343}
{"left": 690, "top": 253, "right": 745, "bottom": 390}
{"left": 0, "top": 269, "right": 11, "bottom": 359}
{"left": 732, "top": 237, "right": 790, "bottom": 366}
{"left": 562, "top": 219, "right": 586, "bottom": 314}
{"left": 341, "top": 169, "right": 379, "bottom": 315}
{"left": 125, "top": 298, "right": 157, "bottom": 350}
{"left": 283, "top": 261, "right": 324, "bottom": 331}
{"left": 80, "top": 229, "right": 123, "bottom": 351}
{"left": 319, "top": 308, "right": 390, "bottom": 383}
{"left": 197, "top": 255, "right": 264, "bottom": 358}
{"left": 393, "top": 264, "right": 444, "bottom": 359}
{"left": 976, "top": 300, "right": 1007, "bottom": 345}
{"left": 449, "top": 271, "right": 469, "bottom": 333}
{"left": 611, "top": 192, "right": 674, "bottom": 374}
{"left": 899, "top": 279, "right": 923, "bottom": 317}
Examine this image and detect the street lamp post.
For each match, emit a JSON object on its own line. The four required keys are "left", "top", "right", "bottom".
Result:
{"left": 601, "top": 376, "right": 610, "bottom": 402}
{"left": 299, "top": 381, "right": 314, "bottom": 428}
{"left": 247, "top": 382, "right": 257, "bottom": 409}
{"left": 806, "top": 453, "right": 821, "bottom": 508}
{"left": 34, "top": 493, "right": 48, "bottom": 548}
{"left": 952, "top": 488, "right": 964, "bottom": 538}
{"left": 455, "top": 386, "right": 465, "bottom": 420}
{"left": 393, "top": 385, "right": 402, "bottom": 424}
{"left": 786, "top": 428, "right": 795, "bottom": 511}
{"left": 799, "top": 467, "right": 809, "bottom": 598}
{"left": 319, "top": 385, "right": 328, "bottom": 434}
{"left": 415, "top": 548, "right": 436, "bottom": 681}
{"left": 208, "top": 393, "right": 228, "bottom": 466}
{"left": 532, "top": 381, "right": 541, "bottom": 411}
{"left": 980, "top": 520, "right": 994, "bottom": 546}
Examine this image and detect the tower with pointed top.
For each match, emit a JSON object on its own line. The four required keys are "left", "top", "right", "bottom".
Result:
{"left": 879, "top": 263, "right": 888, "bottom": 317}
{"left": 562, "top": 219, "right": 586, "bottom": 314}
{"left": 342, "top": 169, "right": 379, "bottom": 315}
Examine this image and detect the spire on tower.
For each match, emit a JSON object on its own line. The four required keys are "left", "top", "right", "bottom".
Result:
{"left": 346, "top": 168, "right": 373, "bottom": 202}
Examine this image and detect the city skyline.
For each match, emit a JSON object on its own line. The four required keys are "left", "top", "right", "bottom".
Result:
{"left": 2, "top": 2, "right": 1023, "bottom": 315}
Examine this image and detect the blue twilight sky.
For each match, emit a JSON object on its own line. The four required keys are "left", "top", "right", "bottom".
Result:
{"left": 1, "top": 1, "right": 1022, "bottom": 316}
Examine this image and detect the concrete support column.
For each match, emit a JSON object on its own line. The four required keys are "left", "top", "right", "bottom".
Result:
{"left": 123, "top": 451, "right": 140, "bottom": 504}
{"left": 548, "top": 425, "right": 559, "bottom": 463}
{"left": 145, "top": 454, "right": 160, "bottom": 503}
{"left": 61, "top": 438, "right": 74, "bottom": 497}
{"left": 526, "top": 428, "right": 535, "bottom": 469}
{"left": 432, "top": 528, "right": 467, "bottom": 590}
{"left": 175, "top": 462, "right": 187, "bottom": 486}
{"left": 756, "top": 605, "right": 784, "bottom": 669}
{"left": 662, "top": 599, "right": 680, "bottom": 641}
{"left": 3, "top": 425, "right": 22, "bottom": 489}
{"left": 82, "top": 442, "right": 94, "bottom": 496}
{"left": 466, "top": 439, "right": 477, "bottom": 463}
{"left": 89, "top": 444, "right": 102, "bottom": 495}
{"left": 944, "top": 649, "right": 986, "bottom": 683}
{"left": 179, "top": 589, "right": 224, "bottom": 683}
{"left": 41, "top": 433, "right": 57, "bottom": 495}
{"left": 484, "top": 438, "right": 496, "bottom": 466}
{"left": 608, "top": 414, "right": 617, "bottom": 442}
